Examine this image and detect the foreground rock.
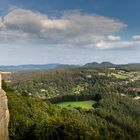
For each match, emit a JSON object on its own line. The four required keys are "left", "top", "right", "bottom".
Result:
{"left": 0, "top": 89, "right": 9, "bottom": 140}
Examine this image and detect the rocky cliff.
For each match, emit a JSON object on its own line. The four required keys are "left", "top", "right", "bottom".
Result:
{"left": 0, "top": 89, "right": 9, "bottom": 140}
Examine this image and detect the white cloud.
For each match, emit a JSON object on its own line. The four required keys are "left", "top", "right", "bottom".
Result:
{"left": 96, "top": 40, "right": 140, "bottom": 49}
{"left": 122, "top": 41, "right": 140, "bottom": 46}
{"left": 2, "top": 8, "right": 139, "bottom": 51}
{"left": 0, "top": 18, "right": 4, "bottom": 29}
{"left": 0, "top": 8, "right": 127, "bottom": 46}
{"left": 132, "top": 35, "right": 140, "bottom": 40}
{"left": 108, "top": 35, "right": 121, "bottom": 41}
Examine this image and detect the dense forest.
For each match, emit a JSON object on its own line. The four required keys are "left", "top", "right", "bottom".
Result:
{"left": 6, "top": 88, "right": 140, "bottom": 140}
{"left": 9, "top": 68, "right": 140, "bottom": 98}
{"left": 3, "top": 67, "right": 140, "bottom": 140}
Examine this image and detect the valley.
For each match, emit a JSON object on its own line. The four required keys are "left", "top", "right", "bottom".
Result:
{"left": 1, "top": 63, "right": 140, "bottom": 140}
{"left": 7, "top": 65, "right": 140, "bottom": 99}
{"left": 0, "top": 0, "right": 140, "bottom": 139}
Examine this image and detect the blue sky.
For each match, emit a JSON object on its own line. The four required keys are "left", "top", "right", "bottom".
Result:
{"left": 0, "top": 0, "right": 140, "bottom": 65}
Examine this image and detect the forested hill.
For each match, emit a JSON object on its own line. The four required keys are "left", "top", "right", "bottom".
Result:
{"left": 83, "top": 62, "right": 115, "bottom": 68}
{"left": 83, "top": 62, "right": 140, "bottom": 71}
{"left": 5, "top": 85, "right": 140, "bottom": 140}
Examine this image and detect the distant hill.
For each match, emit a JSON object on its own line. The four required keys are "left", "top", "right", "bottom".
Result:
{"left": 83, "top": 62, "right": 140, "bottom": 71}
{"left": 117, "top": 63, "right": 140, "bottom": 71}
{"left": 0, "top": 62, "right": 140, "bottom": 71}
{"left": 83, "top": 61, "right": 116, "bottom": 68}
{"left": 0, "top": 64, "right": 78, "bottom": 71}
{"left": 0, "top": 64, "right": 60, "bottom": 71}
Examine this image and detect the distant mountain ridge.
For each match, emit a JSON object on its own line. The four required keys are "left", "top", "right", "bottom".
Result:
{"left": 84, "top": 61, "right": 115, "bottom": 68}
{"left": 0, "top": 62, "right": 140, "bottom": 71}
{"left": 83, "top": 62, "right": 140, "bottom": 71}
{"left": 0, "top": 64, "right": 78, "bottom": 71}
{"left": 0, "top": 64, "right": 60, "bottom": 71}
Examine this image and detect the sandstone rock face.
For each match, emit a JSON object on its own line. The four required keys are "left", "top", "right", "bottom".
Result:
{"left": 0, "top": 89, "right": 9, "bottom": 140}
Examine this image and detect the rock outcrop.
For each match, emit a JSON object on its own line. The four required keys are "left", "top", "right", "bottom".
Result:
{"left": 0, "top": 89, "right": 9, "bottom": 140}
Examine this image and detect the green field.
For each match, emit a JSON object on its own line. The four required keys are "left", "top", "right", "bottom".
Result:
{"left": 111, "top": 73, "right": 129, "bottom": 79}
{"left": 57, "top": 100, "right": 95, "bottom": 109}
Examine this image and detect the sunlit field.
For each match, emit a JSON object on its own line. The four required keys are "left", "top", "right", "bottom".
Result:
{"left": 57, "top": 100, "right": 95, "bottom": 109}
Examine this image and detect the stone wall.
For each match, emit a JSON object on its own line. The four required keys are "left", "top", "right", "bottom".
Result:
{"left": 0, "top": 89, "right": 9, "bottom": 140}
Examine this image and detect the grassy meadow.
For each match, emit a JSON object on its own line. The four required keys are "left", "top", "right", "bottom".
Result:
{"left": 57, "top": 100, "right": 95, "bottom": 109}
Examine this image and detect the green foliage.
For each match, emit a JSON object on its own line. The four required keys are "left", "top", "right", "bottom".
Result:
{"left": 10, "top": 68, "right": 122, "bottom": 97}
{"left": 2, "top": 80, "right": 13, "bottom": 92}
{"left": 7, "top": 92, "right": 97, "bottom": 140}
{"left": 5, "top": 68, "right": 140, "bottom": 140}
{"left": 7, "top": 91, "right": 140, "bottom": 140}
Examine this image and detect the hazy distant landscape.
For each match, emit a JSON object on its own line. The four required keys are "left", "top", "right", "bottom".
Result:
{"left": 0, "top": 62, "right": 140, "bottom": 71}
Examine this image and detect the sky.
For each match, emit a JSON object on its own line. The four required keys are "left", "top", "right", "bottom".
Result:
{"left": 0, "top": 0, "right": 140, "bottom": 65}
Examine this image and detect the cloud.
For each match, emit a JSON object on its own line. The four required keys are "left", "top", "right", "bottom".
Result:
{"left": 3, "top": 8, "right": 68, "bottom": 34}
{"left": 0, "top": 8, "right": 127, "bottom": 46}
{"left": 2, "top": 8, "right": 139, "bottom": 51}
{"left": 95, "top": 40, "right": 140, "bottom": 49}
{"left": 108, "top": 35, "right": 121, "bottom": 41}
{"left": 132, "top": 35, "right": 140, "bottom": 40}
{"left": 0, "top": 8, "right": 139, "bottom": 51}
{"left": 0, "top": 17, "right": 4, "bottom": 29}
